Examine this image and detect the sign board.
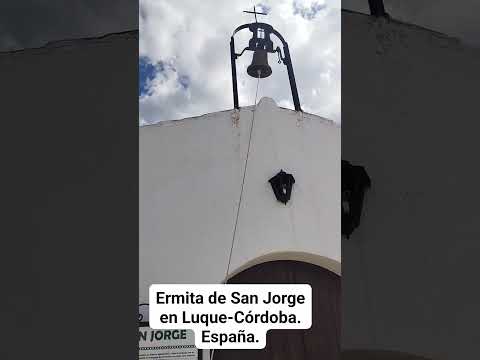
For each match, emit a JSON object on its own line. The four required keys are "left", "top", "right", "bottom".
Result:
{"left": 139, "top": 304, "right": 201, "bottom": 360}
{"left": 139, "top": 325, "right": 200, "bottom": 359}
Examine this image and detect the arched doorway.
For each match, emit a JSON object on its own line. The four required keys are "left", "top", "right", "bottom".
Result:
{"left": 213, "top": 260, "right": 341, "bottom": 360}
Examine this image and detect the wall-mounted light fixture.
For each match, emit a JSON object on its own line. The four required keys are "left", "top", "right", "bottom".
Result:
{"left": 342, "top": 160, "right": 371, "bottom": 238}
{"left": 269, "top": 170, "right": 295, "bottom": 205}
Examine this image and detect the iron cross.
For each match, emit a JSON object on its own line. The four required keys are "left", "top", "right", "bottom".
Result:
{"left": 243, "top": 5, "right": 268, "bottom": 23}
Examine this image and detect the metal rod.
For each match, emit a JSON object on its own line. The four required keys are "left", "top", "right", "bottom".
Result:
{"left": 283, "top": 43, "right": 302, "bottom": 112}
{"left": 230, "top": 37, "right": 239, "bottom": 109}
{"left": 368, "top": 0, "right": 388, "bottom": 17}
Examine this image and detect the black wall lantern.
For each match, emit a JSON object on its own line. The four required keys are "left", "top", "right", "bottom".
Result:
{"left": 342, "top": 160, "right": 371, "bottom": 238}
{"left": 230, "top": 8, "right": 302, "bottom": 111}
{"left": 269, "top": 170, "right": 295, "bottom": 205}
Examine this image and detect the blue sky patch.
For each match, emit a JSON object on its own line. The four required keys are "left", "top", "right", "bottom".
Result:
{"left": 140, "top": 57, "right": 188, "bottom": 96}
{"left": 139, "top": 56, "right": 160, "bottom": 97}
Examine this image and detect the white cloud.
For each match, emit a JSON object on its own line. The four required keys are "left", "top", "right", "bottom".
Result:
{"left": 139, "top": 0, "right": 340, "bottom": 124}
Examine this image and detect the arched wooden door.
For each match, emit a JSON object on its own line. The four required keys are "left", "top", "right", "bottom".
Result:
{"left": 213, "top": 260, "right": 341, "bottom": 360}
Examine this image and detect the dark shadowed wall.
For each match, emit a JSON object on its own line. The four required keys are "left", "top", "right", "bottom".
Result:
{"left": 342, "top": 10, "right": 480, "bottom": 360}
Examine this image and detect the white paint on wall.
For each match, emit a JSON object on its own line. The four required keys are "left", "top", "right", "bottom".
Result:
{"left": 139, "top": 97, "right": 340, "bottom": 303}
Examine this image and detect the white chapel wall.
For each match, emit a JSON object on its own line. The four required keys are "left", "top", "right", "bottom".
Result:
{"left": 139, "top": 97, "right": 340, "bottom": 303}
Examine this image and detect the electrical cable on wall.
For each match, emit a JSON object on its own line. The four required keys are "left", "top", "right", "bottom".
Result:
{"left": 211, "top": 72, "right": 261, "bottom": 360}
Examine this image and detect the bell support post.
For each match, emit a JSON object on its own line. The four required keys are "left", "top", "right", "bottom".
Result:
{"left": 230, "top": 36, "right": 239, "bottom": 109}
{"left": 283, "top": 43, "right": 301, "bottom": 112}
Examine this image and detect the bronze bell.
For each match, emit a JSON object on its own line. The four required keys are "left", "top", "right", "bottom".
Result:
{"left": 247, "top": 49, "right": 272, "bottom": 78}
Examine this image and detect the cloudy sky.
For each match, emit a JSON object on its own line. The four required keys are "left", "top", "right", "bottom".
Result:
{"left": 139, "top": 0, "right": 341, "bottom": 125}
{"left": 2, "top": 1, "right": 478, "bottom": 125}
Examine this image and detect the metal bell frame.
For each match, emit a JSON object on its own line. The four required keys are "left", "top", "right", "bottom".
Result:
{"left": 230, "top": 22, "right": 302, "bottom": 112}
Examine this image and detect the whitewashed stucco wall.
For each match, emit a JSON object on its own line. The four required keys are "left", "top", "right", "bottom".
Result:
{"left": 139, "top": 97, "right": 340, "bottom": 303}
{"left": 342, "top": 11, "right": 480, "bottom": 360}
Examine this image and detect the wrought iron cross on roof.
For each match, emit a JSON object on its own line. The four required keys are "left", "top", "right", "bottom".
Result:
{"left": 243, "top": 6, "right": 268, "bottom": 23}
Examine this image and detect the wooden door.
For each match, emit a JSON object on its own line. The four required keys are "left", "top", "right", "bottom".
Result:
{"left": 213, "top": 260, "right": 341, "bottom": 360}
